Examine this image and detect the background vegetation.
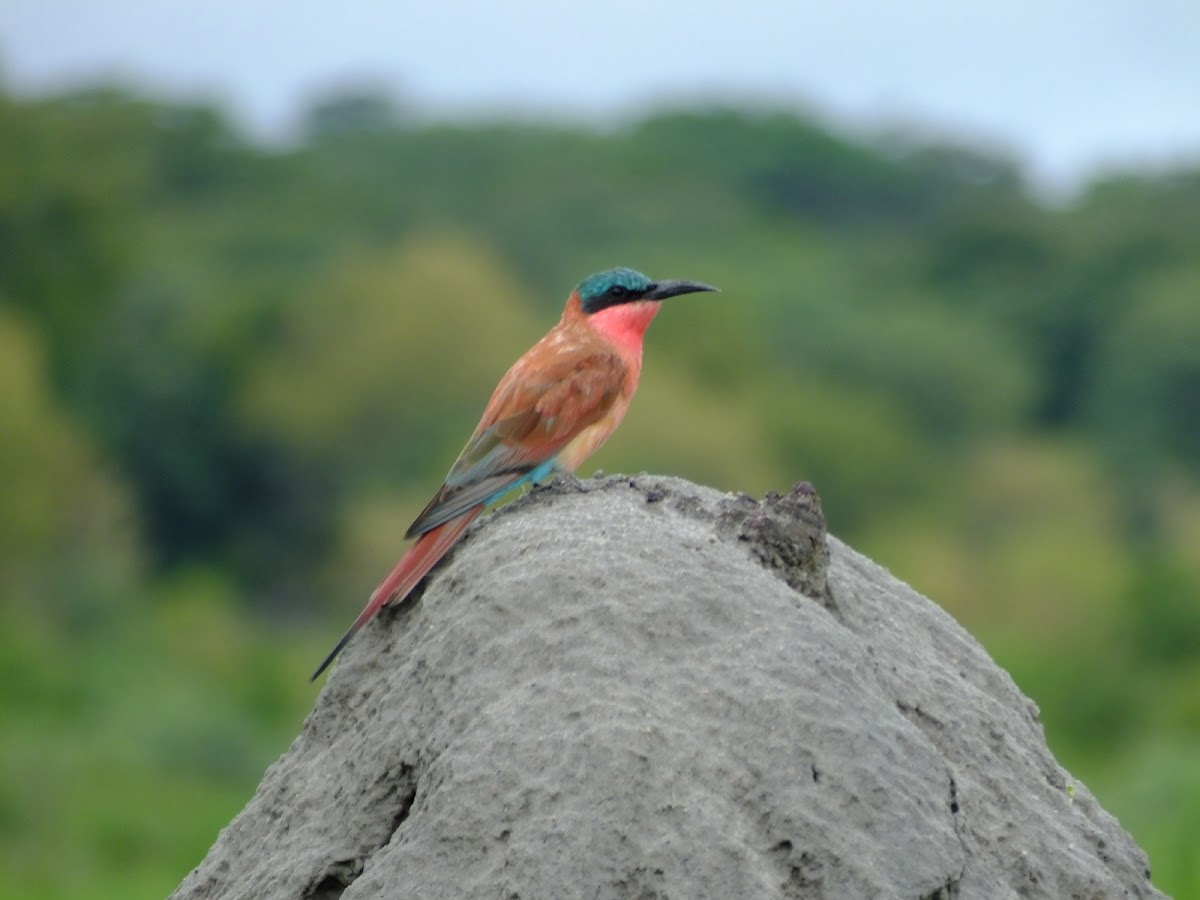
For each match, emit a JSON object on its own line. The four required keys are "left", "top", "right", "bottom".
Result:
{"left": 1, "top": 84, "right": 1198, "bottom": 898}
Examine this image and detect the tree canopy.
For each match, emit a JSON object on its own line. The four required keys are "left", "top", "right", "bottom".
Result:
{"left": 2, "top": 85, "right": 1198, "bottom": 898}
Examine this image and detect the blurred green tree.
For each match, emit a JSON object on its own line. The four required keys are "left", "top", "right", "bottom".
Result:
{"left": 1, "top": 81, "right": 1198, "bottom": 899}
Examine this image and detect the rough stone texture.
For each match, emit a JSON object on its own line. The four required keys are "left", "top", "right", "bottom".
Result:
{"left": 171, "top": 475, "right": 1164, "bottom": 900}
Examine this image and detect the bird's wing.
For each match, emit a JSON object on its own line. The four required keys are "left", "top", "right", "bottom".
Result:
{"left": 404, "top": 346, "right": 626, "bottom": 537}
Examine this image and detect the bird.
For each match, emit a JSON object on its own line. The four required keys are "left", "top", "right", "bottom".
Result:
{"left": 310, "top": 267, "right": 717, "bottom": 681}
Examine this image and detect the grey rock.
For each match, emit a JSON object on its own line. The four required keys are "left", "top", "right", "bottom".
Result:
{"left": 171, "top": 475, "right": 1164, "bottom": 900}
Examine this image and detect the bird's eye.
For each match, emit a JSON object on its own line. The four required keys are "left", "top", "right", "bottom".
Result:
{"left": 609, "top": 285, "right": 627, "bottom": 298}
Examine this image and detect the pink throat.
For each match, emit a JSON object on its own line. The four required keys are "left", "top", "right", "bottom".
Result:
{"left": 587, "top": 300, "right": 661, "bottom": 354}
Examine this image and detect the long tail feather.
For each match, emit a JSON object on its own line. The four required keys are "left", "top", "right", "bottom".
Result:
{"left": 310, "top": 506, "right": 483, "bottom": 681}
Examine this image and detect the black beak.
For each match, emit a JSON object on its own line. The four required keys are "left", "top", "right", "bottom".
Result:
{"left": 643, "top": 279, "right": 719, "bottom": 301}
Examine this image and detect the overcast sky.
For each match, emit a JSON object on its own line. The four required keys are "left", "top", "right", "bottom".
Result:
{"left": 3, "top": 0, "right": 1198, "bottom": 192}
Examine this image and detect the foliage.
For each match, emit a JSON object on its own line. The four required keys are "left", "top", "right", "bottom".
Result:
{"left": 1, "top": 84, "right": 1197, "bottom": 898}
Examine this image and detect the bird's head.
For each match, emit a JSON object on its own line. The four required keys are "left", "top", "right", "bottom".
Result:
{"left": 576, "top": 267, "right": 718, "bottom": 315}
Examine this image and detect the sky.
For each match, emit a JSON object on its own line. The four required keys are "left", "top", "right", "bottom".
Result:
{"left": 3, "top": 0, "right": 1199, "bottom": 193}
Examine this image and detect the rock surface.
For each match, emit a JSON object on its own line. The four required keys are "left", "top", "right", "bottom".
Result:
{"left": 171, "top": 475, "right": 1164, "bottom": 900}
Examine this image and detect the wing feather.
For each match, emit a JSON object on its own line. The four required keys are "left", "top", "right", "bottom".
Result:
{"left": 405, "top": 345, "right": 626, "bottom": 537}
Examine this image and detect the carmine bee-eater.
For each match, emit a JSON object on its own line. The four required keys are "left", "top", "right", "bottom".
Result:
{"left": 311, "top": 267, "right": 717, "bottom": 681}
